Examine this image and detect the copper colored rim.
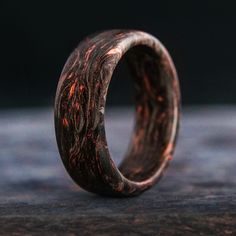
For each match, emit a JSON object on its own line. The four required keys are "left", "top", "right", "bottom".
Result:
{"left": 54, "top": 29, "right": 181, "bottom": 197}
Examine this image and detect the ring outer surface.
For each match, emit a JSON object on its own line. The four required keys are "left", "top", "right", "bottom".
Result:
{"left": 54, "top": 30, "right": 181, "bottom": 197}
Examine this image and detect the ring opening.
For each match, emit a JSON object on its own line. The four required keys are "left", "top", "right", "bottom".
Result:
{"left": 109, "top": 44, "right": 175, "bottom": 182}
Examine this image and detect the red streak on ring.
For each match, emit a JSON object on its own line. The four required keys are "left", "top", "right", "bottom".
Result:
{"left": 137, "top": 105, "right": 143, "bottom": 113}
{"left": 62, "top": 118, "right": 69, "bottom": 127}
{"left": 69, "top": 83, "right": 76, "bottom": 98}
{"left": 157, "top": 96, "right": 164, "bottom": 102}
{"left": 79, "top": 85, "right": 85, "bottom": 92}
{"left": 163, "top": 143, "right": 173, "bottom": 157}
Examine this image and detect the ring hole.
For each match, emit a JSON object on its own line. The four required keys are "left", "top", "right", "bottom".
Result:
{"left": 105, "top": 44, "right": 176, "bottom": 183}
{"left": 105, "top": 57, "right": 135, "bottom": 166}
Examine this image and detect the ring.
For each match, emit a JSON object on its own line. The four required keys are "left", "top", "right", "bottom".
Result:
{"left": 54, "top": 29, "right": 180, "bottom": 197}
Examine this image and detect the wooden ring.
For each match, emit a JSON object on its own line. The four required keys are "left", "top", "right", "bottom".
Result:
{"left": 54, "top": 30, "right": 181, "bottom": 197}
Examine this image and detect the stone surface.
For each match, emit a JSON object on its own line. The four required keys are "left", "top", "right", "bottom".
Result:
{"left": 0, "top": 107, "right": 235, "bottom": 235}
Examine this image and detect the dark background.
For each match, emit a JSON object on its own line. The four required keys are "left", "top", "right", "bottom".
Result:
{"left": 0, "top": 1, "right": 235, "bottom": 108}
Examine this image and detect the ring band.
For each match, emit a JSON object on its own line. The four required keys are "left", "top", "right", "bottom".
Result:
{"left": 54, "top": 30, "right": 180, "bottom": 197}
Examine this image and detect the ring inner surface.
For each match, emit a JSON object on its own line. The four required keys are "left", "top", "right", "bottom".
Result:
{"left": 116, "top": 45, "right": 174, "bottom": 182}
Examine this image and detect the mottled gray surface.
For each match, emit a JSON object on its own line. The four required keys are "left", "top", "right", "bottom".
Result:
{"left": 0, "top": 107, "right": 235, "bottom": 235}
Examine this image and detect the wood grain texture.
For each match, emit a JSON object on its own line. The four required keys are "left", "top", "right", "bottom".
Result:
{"left": 0, "top": 107, "right": 235, "bottom": 235}
{"left": 54, "top": 30, "right": 180, "bottom": 196}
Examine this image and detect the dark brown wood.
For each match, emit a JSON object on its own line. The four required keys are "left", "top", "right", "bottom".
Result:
{"left": 0, "top": 107, "right": 235, "bottom": 235}
{"left": 54, "top": 30, "right": 180, "bottom": 196}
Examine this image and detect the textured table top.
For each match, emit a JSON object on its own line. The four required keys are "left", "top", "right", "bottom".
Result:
{"left": 0, "top": 107, "right": 235, "bottom": 235}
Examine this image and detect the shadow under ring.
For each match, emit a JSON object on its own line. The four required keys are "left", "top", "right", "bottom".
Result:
{"left": 54, "top": 29, "right": 181, "bottom": 197}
